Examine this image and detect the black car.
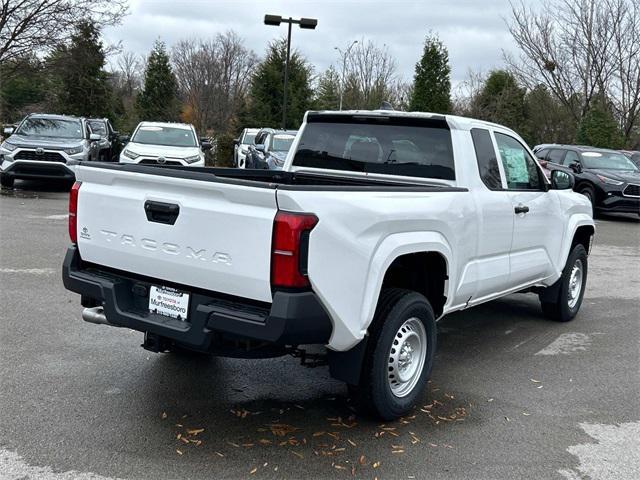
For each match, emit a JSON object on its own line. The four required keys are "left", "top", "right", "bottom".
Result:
{"left": 535, "top": 145, "right": 640, "bottom": 216}
{"left": 87, "top": 118, "right": 122, "bottom": 161}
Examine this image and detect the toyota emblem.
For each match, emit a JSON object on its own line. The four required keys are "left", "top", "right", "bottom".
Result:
{"left": 35, "top": 148, "right": 44, "bottom": 155}
{"left": 157, "top": 157, "right": 166, "bottom": 164}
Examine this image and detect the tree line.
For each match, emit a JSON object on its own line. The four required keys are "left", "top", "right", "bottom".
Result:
{"left": 0, "top": 0, "right": 638, "bottom": 166}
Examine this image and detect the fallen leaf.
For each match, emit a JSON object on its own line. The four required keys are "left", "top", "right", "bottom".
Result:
{"left": 358, "top": 455, "right": 366, "bottom": 465}
{"left": 291, "top": 451, "right": 304, "bottom": 459}
{"left": 161, "top": 412, "right": 167, "bottom": 419}
{"left": 523, "top": 412, "right": 531, "bottom": 416}
{"left": 176, "top": 449, "right": 183, "bottom": 455}
{"left": 373, "top": 461, "right": 381, "bottom": 468}
{"left": 249, "top": 467, "right": 257, "bottom": 475}
{"left": 347, "top": 439, "right": 357, "bottom": 447}
{"left": 530, "top": 379, "right": 541, "bottom": 383}
{"left": 215, "top": 451, "right": 224, "bottom": 457}
{"left": 187, "top": 428, "right": 204, "bottom": 436}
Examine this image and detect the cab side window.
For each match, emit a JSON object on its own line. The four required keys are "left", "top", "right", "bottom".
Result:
{"left": 563, "top": 150, "right": 580, "bottom": 166}
{"left": 547, "top": 149, "right": 566, "bottom": 165}
{"left": 494, "top": 132, "right": 543, "bottom": 190}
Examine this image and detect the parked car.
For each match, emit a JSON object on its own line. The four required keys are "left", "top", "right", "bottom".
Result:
{"left": 63, "top": 109, "right": 594, "bottom": 420}
{"left": 536, "top": 144, "right": 640, "bottom": 216}
{"left": 245, "top": 128, "right": 297, "bottom": 170}
{"left": 621, "top": 150, "right": 640, "bottom": 167}
{"left": 234, "top": 128, "right": 260, "bottom": 168}
{"left": 0, "top": 113, "right": 101, "bottom": 188}
{"left": 87, "top": 118, "right": 121, "bottom": 161}
{"left": 119, "top": 122, "right": 211, "bottom": 167}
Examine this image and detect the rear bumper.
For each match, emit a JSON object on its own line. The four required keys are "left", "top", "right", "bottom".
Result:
{"left": 62, "top": 246, "right": 332, "bottom": 349}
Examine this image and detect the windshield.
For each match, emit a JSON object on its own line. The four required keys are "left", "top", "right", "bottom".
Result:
{"left": 16, "top": 118, "right": 83, "bottom": 139}
{"left": 293, "top": 116, "right": 455, "bottom": 180}
{"left": 271, "top": 135, "right": 294, "bottom": 152}
{"left": 132, "top": 125, "right": 197, "bottom": 147}
{"left": 88, "top": 121, "right": 107, "bottom": 136}
{"left": 581, "top": 151, "right": 638, "bottom": 171}
{"left": 241, "top": 132, "right": 257, "bottom": 145}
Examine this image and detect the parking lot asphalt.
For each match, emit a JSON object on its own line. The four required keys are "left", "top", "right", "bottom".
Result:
{"left": 0, "top": 180, "right": 638, "bottom": 480}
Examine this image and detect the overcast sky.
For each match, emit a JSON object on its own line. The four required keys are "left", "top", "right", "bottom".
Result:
{"left": 103, "top": 0, "right": 528, "bottom": 90}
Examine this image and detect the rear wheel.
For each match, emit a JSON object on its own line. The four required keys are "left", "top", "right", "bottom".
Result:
{"left": 540, "top": 244, "right": 588, "bottom": 322}
{"left": 0, "top": 174, "right": 14, "bottom": 188}
{"left": 352, "top": 289, "right": 436, "bottom": 420}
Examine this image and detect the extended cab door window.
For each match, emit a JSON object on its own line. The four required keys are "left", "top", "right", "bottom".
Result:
{"left": 471, "top": 128, "right": 502, "bottom": 190}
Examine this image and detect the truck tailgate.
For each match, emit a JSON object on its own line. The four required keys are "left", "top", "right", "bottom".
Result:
{"left": 74, "top": 166, "right": 277, "bottom": 303}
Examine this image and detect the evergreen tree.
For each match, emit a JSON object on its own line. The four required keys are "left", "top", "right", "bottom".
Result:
{"left": 524, "top": 84, "right": 577, "bottom": 145}
{"left": 409, "top": 34, "right": 451, "bottom": 113}
{"left": 47, "top": 21, "right": 112, "bottom": 117}
{"left": 245, "top": 39, "right": 313, "bottom": 129}
{"left": 576, "top": 95, "right": 624, "bottom": 148}
{"left": 314, "top": 66, "right": 340, "bottom": 111}
{"left": 136, "top": 40, "right": 179, "bottom": 121}
{"left": 472, "top": 70, "right": 526, "bottom": 135}
{"left": 0, "top": 56, "right": 47, "bottom": 121}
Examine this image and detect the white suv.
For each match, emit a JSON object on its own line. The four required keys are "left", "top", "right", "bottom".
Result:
{"left": 119, "top": 122, "right": 210, "bottom": 167}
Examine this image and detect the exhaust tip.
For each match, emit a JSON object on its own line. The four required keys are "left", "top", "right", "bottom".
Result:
{"left": 82, "top": 306, "right": 110, "bottom": 325}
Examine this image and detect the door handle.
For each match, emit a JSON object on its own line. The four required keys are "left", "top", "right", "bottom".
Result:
{"left": 144, "top": 200, "right": 180, "bottom": 225}
{"left": 514, "top": 204, "right": 530, "bottom": 215}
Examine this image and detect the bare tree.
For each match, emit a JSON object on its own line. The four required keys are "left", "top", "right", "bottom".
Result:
{"left": 111, "top": 51, "right": 142, "bottom": 98}
{"left": 506, "top": 0, "right": 640, "bottom": 144}
{"left": 342, "top": 39, "right": 398, "bottom": 109}
{"left": 172, "top": 31, "right": 256, "bottom": 133}
{"left": 0, "top": 0, "right": 128, "bottom": 64}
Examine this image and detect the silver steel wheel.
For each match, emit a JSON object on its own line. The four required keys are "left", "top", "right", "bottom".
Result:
{"left": 568, "top": 258, "right": 584, "bottom": 309}
{"left": 387, "top": 317, "right": 427, "bottom": 398}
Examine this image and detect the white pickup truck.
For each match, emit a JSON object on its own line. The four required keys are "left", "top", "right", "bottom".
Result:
{"left": 63, "top": 110, "right": 594, "bottom": 419}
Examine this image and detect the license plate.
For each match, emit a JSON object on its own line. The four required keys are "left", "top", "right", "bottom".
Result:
{"left": 148, "top": 286, "right": 190, "bottom": 321}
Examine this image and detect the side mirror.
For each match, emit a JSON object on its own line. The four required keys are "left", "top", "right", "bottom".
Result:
{"left": 233, "top": 138, "right": 240, "bottom": 146}
{"left": 550, "top": 169, "right": 575, "bottom": 190}
{"left": 3, "top": 127, "right": 14, "bottom": 135}
{"left": 569, "top": 161, "right": 582, "bottom": 174}
{"left": 255, "top": 144, "right": 265, "bottom": 152}
{"left": 89, "top": 133, "right": 101, "bottom": 142}
{"left": 110, "top": 130, "right": 120, "bottom": 140}
{"left": 201, "top": 140, "right": 213, "bottom": 151}
{"left": 118, "top": 135, "right": 130, "bottom": 144}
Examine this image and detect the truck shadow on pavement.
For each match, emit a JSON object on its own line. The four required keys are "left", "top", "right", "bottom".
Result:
{"left": 119, "top": 293, "right": 554, "bottom": 477}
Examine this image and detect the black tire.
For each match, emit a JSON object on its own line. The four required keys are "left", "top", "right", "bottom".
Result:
{"left": 578, "top": 184, "right": 596, "bottom": 217}
{"left": 0, "top": 174, "right": 14, "bottom": 188}
{"left": 352, "top": 288, "right": 437, "bottom": 420}
{"left": 540, "top": 244, "right": 588, "bottom": 322}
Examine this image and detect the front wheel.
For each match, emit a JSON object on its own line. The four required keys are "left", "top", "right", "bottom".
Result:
{"left": 540, "top": 244, "right": 588, "bottom": 322}
{"left": 578, "top": 185, "right": 596, "bottom": 217}
{"left": 352, "top": 289, "right": 437, "bottom": 420}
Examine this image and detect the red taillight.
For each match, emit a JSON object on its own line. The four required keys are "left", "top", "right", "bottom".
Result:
{"left": 68, "top": 181, "right": 81, "bottom": 243}
{"left": 271, "top": 211, "right": 318, "bottom": 288}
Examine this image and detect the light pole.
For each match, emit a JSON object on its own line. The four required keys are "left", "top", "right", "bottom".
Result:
{"left": 334, "top": 40, "right": 358, "bottom": 111}
{"left": 264, "top": 15, "right": 317, "bottom": 129}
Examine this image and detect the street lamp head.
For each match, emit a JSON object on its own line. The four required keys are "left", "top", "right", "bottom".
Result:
{"left": 264, "top": 14, "right": 282, "bottom": 26}
{"left": 299, "top": 17, "right": 318, "bottom": 29}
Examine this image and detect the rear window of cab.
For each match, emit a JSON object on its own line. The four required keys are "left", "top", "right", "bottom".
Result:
{"left": 293, "top": 115, "right": 455, "bottom": 180}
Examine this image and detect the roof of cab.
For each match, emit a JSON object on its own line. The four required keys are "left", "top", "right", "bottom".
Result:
{"left": 305, "top": 109, "right": 514, "bottom": 133}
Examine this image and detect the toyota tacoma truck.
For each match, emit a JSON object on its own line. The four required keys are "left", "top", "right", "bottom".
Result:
{"left": 62, "top": 110, "right": 594, "bottom": 419}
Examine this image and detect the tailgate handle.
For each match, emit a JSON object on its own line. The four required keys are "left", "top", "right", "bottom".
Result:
{"left": 144, "top": 200, "right": 180, "bottom": 225}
